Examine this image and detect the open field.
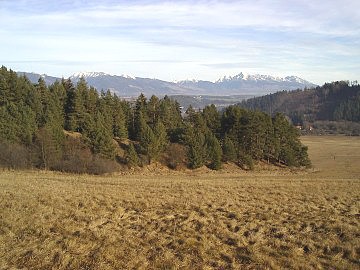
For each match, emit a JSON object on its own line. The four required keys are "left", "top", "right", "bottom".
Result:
{"left": 0, "top": 136, "right": 359, "bottom": 269}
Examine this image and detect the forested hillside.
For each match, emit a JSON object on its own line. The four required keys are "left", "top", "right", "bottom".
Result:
{"left": 0, "top": 66, "right": 310, "bottom": 173}
{"left": 239, "top": 81, "right": 360, "bottom": 134}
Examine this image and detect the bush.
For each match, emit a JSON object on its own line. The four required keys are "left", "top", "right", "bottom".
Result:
{"left": 86, "top": 156, "right": 120, "bottom": 175}
{"left": 125, "top": 143, "right": 140, "bottom": 167}
{"left": 0, "top": 141, "right": 31, "bottom": 169}
{"left": 165, "top": 143, "right": 186, "bottom": 169}
{"left": 238, "top": 152, "right": 254, "bottom": 170}
{"left": 53, "top": 136, "right": 119, "bottom": 174}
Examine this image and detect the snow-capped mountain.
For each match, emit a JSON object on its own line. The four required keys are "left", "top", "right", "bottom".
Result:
{"left": 215, "top": 73, "right": 312, "bottom": 84}
{"left": 178, "top": 72, "right": 316, "bottom": 95}
{"left": 17, "top": 71, "right": 317, "bottom": 97}
{"left": 70, "top": 71, "right": 110, "bottom": 79}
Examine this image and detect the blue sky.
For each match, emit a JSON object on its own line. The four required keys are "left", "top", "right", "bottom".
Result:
{"left": 1, "top": 0, "right": 359, "bottom": 84}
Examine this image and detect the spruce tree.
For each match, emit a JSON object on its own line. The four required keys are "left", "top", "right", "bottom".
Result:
{"left": 126, "top": 143, "right": 139, "bottom": 167}
{"left": 205, "top": 132, "right": 222, "bottom": 170}
{"left": 147, "top": 95, "right": 159, "bottom": 128}
{"left": 222, "top": 134, "right": 237, "bottom": 162}
{"left": 35, "top": 115, "right": 64, "bottom": 170}
{"left": 89, "top": 112, "right": 116, "bottom": 159}
{"left": 139, "top": 119, "right": 156, "bottom": 164}
{"left": 113, "top": 98, "right": 128, "bottom": 140}
{"left": 203, "top": 104, "right": 221, "bottom": 138}
{"left": 184, "top": 125, "right": 206, "bottom": 169}
{"left": 132, "top": 94, "right": 148, "bottom": 140}
{"left": 153, "top": 120, "right": 168, "bottom": 157}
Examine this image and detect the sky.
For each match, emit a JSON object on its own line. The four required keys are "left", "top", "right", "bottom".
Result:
{"left": 0, "top": 0, "right": 359, "bottom": 85}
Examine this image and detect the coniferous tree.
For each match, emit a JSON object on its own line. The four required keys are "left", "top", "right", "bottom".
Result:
{"left": 113, "top": 104, "right": 128, "bottom": 139}
{"left": 112, "top": 94, "right": 128, "bottom": 140}
{"left": 88, "top": 112, "right": 116, "bottom": 159}
{"left": 0, "top": 66, "right": 11, "bottom": 106}
{"left": 63, "top": 78, "right": 77, "bottom": 131}
{"left": 205, "top": 131, "right": 222, "bottom": 170}
{"left": 203, "top": 104, "right": 221, "bottom": 138}
{"left": 35, "top": 116, "right": 64, "bottom": 170}
{"left": 153, "top": 120, "right": 168, "bottom": 158}
{"left": 147, "top": 95, "right": 160, "bottom": 128}
{"left": 222, "top": 134, "right": 237, "bottom": 162}
{"left": 138, "top": 117, "right": 156, "bottom": 164}
{"left": 132, "top": 93, "right": 148, "bottom": 140}
{"left": 0, "top": 65, "right": 313, "bottom": 172}
{"left": 184, "top": 124, "right": 206, "bottom": 169}
{"left": 126, "top": 143, "right": 139, "bottom": 167}
{"left": 0, "top": 102, "right": 36, "bottom": 145}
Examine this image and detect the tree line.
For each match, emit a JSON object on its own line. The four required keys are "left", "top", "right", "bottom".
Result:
{"left": 239, "top": 81, "right": 360, "bottom": 126}
{"left": 0, "top": 66, "right": 310, "bottom": 173}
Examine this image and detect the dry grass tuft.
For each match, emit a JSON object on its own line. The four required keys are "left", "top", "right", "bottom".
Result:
{"left": 0, "top": 136, "right": 359, "bottom": 269}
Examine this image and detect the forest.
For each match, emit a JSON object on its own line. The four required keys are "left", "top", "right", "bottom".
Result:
{"left": 239, "top": 81, "right": 360, "bottom": 134}
{"left": 0, "top": 66, "right": 310, "bottom": 174}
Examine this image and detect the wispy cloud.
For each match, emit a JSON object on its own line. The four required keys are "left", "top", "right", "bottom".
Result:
{"left": 0, "top": 0, "right": 359, "bottom": 84}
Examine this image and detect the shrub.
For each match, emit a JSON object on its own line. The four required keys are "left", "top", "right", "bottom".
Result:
{"left": 165, "top": 143, "right": 186, "bottom": 169}
{"left": 53, "top": 136, "right": 119, "bottom": 174}
{"left": 238, "top": 152, "right": 254, "bottom": 170}
{"left": 86, "top": 156, "right": 120, "bottom": 175}
{"left": 0, "top": 141, "right": 31, "bottom": 169}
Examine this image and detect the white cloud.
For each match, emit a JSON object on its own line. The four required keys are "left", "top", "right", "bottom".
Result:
{"left": 0, "top": 0, "right": 359, "bottom": 84}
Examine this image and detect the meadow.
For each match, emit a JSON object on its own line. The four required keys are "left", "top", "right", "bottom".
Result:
{"left": 0, "top": 136, "right": 359, "bottom": 269}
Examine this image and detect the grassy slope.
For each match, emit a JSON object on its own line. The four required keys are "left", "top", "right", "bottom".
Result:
{"left": 0, "top": 136, "right": 359, "bottom": 269}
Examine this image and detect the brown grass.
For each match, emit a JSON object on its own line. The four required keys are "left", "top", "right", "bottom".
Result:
{"left": 0, "top": 136, "right": 359, "bottom": 269}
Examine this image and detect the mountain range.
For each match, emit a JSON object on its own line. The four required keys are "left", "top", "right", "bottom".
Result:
{"left": 17, "top": 71, "right": 317, "bottom": 97}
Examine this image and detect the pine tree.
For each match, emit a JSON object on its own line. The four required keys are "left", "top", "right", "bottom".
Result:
{"left": 139, "top": 118, "right": 156, "bottom": 164}
{"left": 63, "top": 78, "right": 77, "bottom": 131}
{"left": 0, "top": 102, "right": 36, "bottom": 145}
{"left": 147, "top": 95, "right": 159, "bottom": 128}
{"left": 153, "top": 120, "right": 168, "bottom": 158}
{"left": 205, "top": 132, "right": 222, "bottom": 170}
{"left": 272, "top": 112, "right": 309, "bottom": 166}
{"left": 0, "top": 66, "right": 11, "bottom": 106}
{"left": 132, "top": 94, "right": 148, "bottom": 140}
{"left": 126, "top": 143, "right": 139, "bottom": 167}
{"left": 35, "top": 115, "right": 64, "bottom": 170}
{"left": 184, "top": 125, "right": 206, "bottom": 169}
{"left": 222, "top": 134, "right": 237, "bottom": 162}
{"left": 112, "top": 95, "right": 128, "bottom": 140}
{"left": 203, "top": 104, "right": 221, "bottom": 138}
{"left": 89, "top": 112, "right": 116, "bottom": 159}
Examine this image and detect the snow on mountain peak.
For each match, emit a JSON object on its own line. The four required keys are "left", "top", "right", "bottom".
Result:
{"left": 120, "top": 74, "right": 136, "bottom": 80}
{"left": 70, "top": 71, "right": 110, "bottom": 78}
{"left": 216, "top": 72, "right": 311, "bottom": 84}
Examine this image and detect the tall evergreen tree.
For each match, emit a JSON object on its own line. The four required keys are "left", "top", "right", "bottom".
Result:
{"left": 138, "top": 117, "right": 156, "bottom": 164}
{"left": 222, "top": 134, "right": 237, "bottom": 162}
{"left": 184, "top": 124, "right": 206, "bottom": 169}
{"left": 126, "top": 143, "right": 139, "bottom": 167}
{"left": 205, "top": 132, "right": 222, "bottom": 170}
{"left": 113, "top": 97, "right": 128, "bottom": 140}
{"left": 88, "top": 112, "right": 116, "bottom": 159}
{"left": 203, "top": 104, "right": 221, "bottom": 138}
{"left": 153, "top": 120, "right": 168, "bottom": 158}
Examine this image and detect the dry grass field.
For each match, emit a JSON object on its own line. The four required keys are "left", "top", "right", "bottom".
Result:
{"left": 0, "top": 136, "right": 359, "bottom": 269}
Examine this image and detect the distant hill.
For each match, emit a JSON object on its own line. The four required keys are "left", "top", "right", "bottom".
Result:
{"left": 17, "top": 72, "right": 59, "bottom": 86}
{"left": 17, "top": 71, "right": 316, "bottom": 97}
{"left": 238, "top": 81, "right": 360, "bottom": 134}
